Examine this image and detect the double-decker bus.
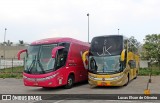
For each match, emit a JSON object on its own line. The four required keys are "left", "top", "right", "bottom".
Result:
{"left": 83, "top": 35, "right": 139, "bottom": 87}
{"left": 17, "top": 37, "right": 89, "bottom": 88}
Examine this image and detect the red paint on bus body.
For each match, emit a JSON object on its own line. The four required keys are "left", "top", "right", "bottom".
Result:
{"left": 21, "top": 37, "right": 90, "bottom": 88}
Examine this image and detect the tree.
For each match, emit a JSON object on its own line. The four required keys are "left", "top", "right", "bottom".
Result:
{"left": 19, "top": 40, "right": 24, "bottom": 46}
{"left": 141, "top": 34, "right": 160, "bottom": 67}
{"left": 128, "top": 36, "right": 140, "bottom": 53}
{"left": 3, "top": 40, "right": 13, "bottom": 46}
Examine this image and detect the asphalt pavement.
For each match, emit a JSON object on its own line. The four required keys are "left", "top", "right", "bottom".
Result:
{"left": 0, "top": 76, "right": 159, "bottom": 103}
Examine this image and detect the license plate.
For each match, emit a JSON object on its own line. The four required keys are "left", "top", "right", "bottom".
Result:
{"left": 34, "top": 82, "right": 38, "bottom": 86}
{"left": 101, "top": 82, "right": 106, "bottom": 86}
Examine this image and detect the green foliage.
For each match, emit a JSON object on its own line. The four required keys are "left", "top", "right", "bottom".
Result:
{"left": 0, "top": 73, "right": 22, "bottom": 78}
{"left": 139, "top": 67, "right": 160, "bottom": 76}
{"left": 0, "top": 66, "right": 23, "bottom": 78}
{"left": 128, "top": 36, "right": 140, "bottom": 53}
{"left": 19, "top": 40, "right": 25, "bottom": 46}
{"left": 0, "top": 66, "right": 23, "bottom": 73}
{"left": 3, "top": 40, "right": 13, "bottom": 46}
{"left": 141, "top": 34, "right": 160, "bottom": 67}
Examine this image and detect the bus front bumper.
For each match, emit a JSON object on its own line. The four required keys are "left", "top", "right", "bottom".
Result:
{"left": 88, "top": 74, "right": 127, "bottom": 86}
{"left": 23, "top": 73, "right": 63, "bottom": 88}
{"left": 23, "top": 78, "right": 57, "bottom": 87}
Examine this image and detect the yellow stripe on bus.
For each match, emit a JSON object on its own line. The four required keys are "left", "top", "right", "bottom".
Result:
{"left": 82, "top": 50, "right": 89, "bottom": 62}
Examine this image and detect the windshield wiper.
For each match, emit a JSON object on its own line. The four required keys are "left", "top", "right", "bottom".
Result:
{"left": 107, "top": 70, "right": 121, "bottom": 73}
{"left": 37, "top": 60, "right": 45, "bottom": 73}
{"left": 27, "top": 56, "right": 36, "bottom": 73}
{"left": 27, "top": 60, "right": 36, "bottom": 73}
{"left": 113, "top": 70, "right": 121, "bottom": 73}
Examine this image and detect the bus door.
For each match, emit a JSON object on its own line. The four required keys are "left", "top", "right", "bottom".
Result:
{"left": 55, "top": 43, "right": 70, "bottom": 85}
{"left": 128, "top": 60, "right": 136, "bottom": 79}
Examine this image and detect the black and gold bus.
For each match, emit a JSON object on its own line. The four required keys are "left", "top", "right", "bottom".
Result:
{"left": 82, "top": 35, "right": 139, "bottom": 87}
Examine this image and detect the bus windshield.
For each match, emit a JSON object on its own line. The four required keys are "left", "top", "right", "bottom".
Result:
{"left": 90, "top": 36, "right": 123, "bottom": 56}
{"left": 89, "top": 36, "right": 123, "bottom": 74}
{"left": 24, "top": 44, "right": 57, "bottom": 74}
{"left": 89, "top": 55, "right": 123, "bottom": 74}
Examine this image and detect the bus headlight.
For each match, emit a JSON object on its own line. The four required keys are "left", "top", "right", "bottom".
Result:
{"left": 44, "top": 73, "right": 58, "bottom": 80}
{"left": 88, "top": 75, "right": 96, "bottom": 80}
{"left": 23, "top": 75, "right": 27, "bottom": 79}
{"left": 109, "top": 74, "right": 124, "bottom": 81}
{"left": 24, "top": 73, "right": 59, "bottom": 81}
{"left": 89, "top": 74, "right": 124, "bottom": 81}
{"left": 37, "top": 73, "right": 59, "bottom": 81}
{"left": 88, "top": 75, "right": 102, "bottom": 81}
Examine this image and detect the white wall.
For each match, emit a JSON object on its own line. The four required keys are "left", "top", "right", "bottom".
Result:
{"left": 140, "top": 60, "right": 149, "bottom": 68}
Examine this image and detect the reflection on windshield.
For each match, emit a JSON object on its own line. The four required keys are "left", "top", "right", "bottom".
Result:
{"left": 24, "top": 44, "right": 57, "bottom": 74}
{"left": 27, "top": 55, "right": 36, "bottom": 73}
{"left": 89, "top": 55, "right": 121, "bottom": 74}
{"left": 39, "top": 45, "right": 56, "bottom": 72}
{"left": 90, "top": 36, "right": 123, "bottom": 56}
{"left": 24, "top": 46, "right": 39, "bottom": 73}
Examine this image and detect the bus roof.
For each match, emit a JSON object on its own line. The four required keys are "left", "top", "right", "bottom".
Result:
{"left": 31, "top": 37, "right": 89, "bottom": 46}
{"left": 93, "top": 35, "right": 123, "bottom": 38}
{"left": 92, "top": 35, "right": 128, "bottom": 41}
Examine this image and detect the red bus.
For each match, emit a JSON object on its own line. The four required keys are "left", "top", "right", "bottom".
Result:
{"left": 17, "top": 37, "right": 89, "bottom": 88}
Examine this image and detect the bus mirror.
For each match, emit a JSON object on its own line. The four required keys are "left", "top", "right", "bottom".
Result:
{"left": 17, "top": 49, "right": 27, "bottom": 60}
{"left": 82, "top": 51, "right": 89, "bottom": 69}
{"left": 52, "top": 46, "right": 65, "bottom": 58}
{"left": 121, "top": 49, "right": 125, "bottom": 61}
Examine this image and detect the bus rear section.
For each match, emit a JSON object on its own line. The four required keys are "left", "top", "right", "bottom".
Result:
{"left": 18, "top": 38, "right": 89, "bottom": 88}
{"left": 83, "top": 35, "right": 139, "bottom": 87}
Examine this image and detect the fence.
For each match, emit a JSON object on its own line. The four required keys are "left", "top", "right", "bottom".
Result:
{"left": 0, "top": 58, "right": 24, "bottom": 73}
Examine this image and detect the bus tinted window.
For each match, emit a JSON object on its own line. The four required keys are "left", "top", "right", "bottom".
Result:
{"left": 55, "top": 43, "right": 70, "bottom": 69}
{"left": 90, "top": 36, "right": 123, "bottom": 56}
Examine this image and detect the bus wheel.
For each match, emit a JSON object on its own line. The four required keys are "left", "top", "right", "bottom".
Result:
{"left": 124, "top": 74, "right": 129, "bottom": 86}
{"left": 65, "top": 75, "right": 74, "bottom": 89}
{"left": 89, "top": 84, "right": 96, "bottom": 88}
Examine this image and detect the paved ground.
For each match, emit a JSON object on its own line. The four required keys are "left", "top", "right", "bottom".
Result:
{"left": 0, "top": 76, "right": 159, "bottom": 103}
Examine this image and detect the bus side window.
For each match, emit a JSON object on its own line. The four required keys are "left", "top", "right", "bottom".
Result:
{"left": 56, "top": 49, "right": 65, "bottom": 69}
{"left": 123, "top": 40, "right": 127, "bottom": 50}
{"left": 90, "top": 57, "right": 97, "bottom": 73}
{"left": 55, "top": 43, "right": 70, "bottom": 69}
{"left": 128, "top": 60, "right": 136, "bottom": 69}
{"left": 128, "top": 40, "right": 138, "bottom": 53}
{"left": 120, "top": 40, "right": 127, "bottom": 71}
{"left": 120, "top": 51, "right": 127, "bottom": 71}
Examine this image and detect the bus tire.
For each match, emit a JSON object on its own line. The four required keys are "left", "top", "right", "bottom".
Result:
{"left": 65, "top": 74, "right": 74, "bottom": 89}
{"left": 89, "top": 85, "right": 96, "bottom": 88}
{"left": 124, "top": 74, "right": 129, "bottom": 86}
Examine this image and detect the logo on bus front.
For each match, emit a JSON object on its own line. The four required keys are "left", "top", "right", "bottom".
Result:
{"left": 102, "top": 78, "right": 105, "bottom": 81}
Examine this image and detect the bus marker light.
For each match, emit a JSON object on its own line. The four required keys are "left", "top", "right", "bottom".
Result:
{"left": 106, "top": 81, "right": 110, "bottom": 86}
{"left": 48, "top": 82, "right": 52, "bottom": 85}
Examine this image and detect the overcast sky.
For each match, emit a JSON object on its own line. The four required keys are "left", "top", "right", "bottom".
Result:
{"left": 0, "top": 0, "right": 160, "bottom": 44}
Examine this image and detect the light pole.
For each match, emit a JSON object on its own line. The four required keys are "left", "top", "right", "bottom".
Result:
{"left": 4, "top": 28, "right": 7, "bottom": 59}
{"left": 118, "top": 29, "right": 119, "bottom": 35}
{"left": 87, "top": 13, "right": 89, "bottom": 43}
